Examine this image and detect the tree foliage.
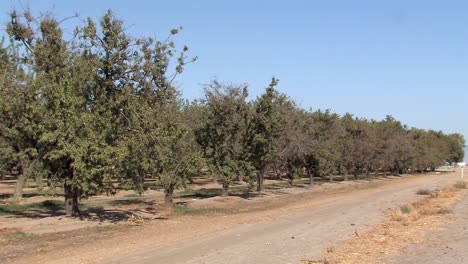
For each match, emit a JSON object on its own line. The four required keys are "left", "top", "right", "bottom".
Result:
{"left": 1, "top": 9, "right": 197, "bottom": 214}
{"left": 0, "top": 8, "right": 464, "bottom": 215}
{"left": 246, "top": 78, "right": 283, "bottom": 192}
{"left": 196, "top": 81, "right": 251, "bottom": 196}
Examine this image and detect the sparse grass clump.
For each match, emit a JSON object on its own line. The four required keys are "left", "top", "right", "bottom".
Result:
{"left": 454, "top": 181, "right": 467, "bottom": 189}
{"left": 400, "top": 205, "right": 412, "bottom": 214}
{"left": 173, "top": 205, "right": 222, "bottom": 215}
{"left": 392, "top": 189, "right": 458, "bottom": 223}
{"left": 303, "top": 258, "right": 336, "bottom": 264}
{"left": 430, "top": 190, "right": 441, "bottom": 198}
{"left": 436, "top": 207, "right": 453, "bottom": 214}
{"left": 389, "top": 210, "right": 408, "bottom": 223}
{"left": 390, "top": 204, "right": 417, "bottom": 224}
{"left": 4, "top": 230, "right": 35, "bottom": 241}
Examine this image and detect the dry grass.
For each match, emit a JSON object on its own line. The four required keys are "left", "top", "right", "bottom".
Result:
{"left": 416, "top": 188, "right": 432, "bottom": 195}
{"left": 454, "top": 181, "right": 468, "bottom": 189}
{"left": 303, "top": 181, "right": 467, "bottom": 264}
{"left": 436, "top": 207, "right": 453, "bottom": 214}
{"left": 303, "top": 258, "right": 336, "bottom": 264}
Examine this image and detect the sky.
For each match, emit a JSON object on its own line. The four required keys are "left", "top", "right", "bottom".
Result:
{"left": 1, "top": 1, "right": 467, "bottom": 160}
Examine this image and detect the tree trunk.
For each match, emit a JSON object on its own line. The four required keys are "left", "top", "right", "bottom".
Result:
{"left": 329, "top": 174, "right": 334, "bottom": 182}
{"left": 13, "top": 159, "right": 38, "bottom": 200}
{"left": 309, "top": 171, "right": 314, "bottom": 186}
{"left": 72, "top": 188, "right": 80, "bottom": 215}
{"left": 344, "top": 172, "right": 349, "bottom": 181}
{"left": 65, "top": 186, "right": 72, "bottom": 216}
{"left": 256, "top": 168, "right": 265, "bottom": 192}
{"left": 64, "top": 164, "right": 81, "bottom": 217}
{"left": 273, "top": 164, "right": 282, "bottom": 180}
{"left": 64, "top": 183, "right": 81, "bottom": 217}
{"left": 12, "top": 142, "right": 29, "bottom": 200}
{"left": 221, "top": 184, "right": 229, "bottom": 197}
{"left": 164, "top": 184, "right": 175, "bottom": 204}
{"left": 187, "top": 176, "right": 195, "bottom": 184}
{"left": 13, "top": 174, "right": 26, "bottom": 200}
{"left": 235, "top": 173, "right": 243, "bottom": 182}
{"left": 13, "top": 158, "right": 26, "bottom": 200}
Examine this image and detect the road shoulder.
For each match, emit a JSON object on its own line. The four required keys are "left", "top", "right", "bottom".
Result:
{"left": 385, "top": 190, "right": 468, "bottom": 264}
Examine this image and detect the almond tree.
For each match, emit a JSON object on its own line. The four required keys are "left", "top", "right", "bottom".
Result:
{"left": 246, "top": 78, "right": 283, "bottom": 192}
{"left": 196, "top": 81, "right": 251, "bottom": 196}
{"left": 6, "top": 9, "right": 197, "bottom": 214}
{"left": 81, "top": 11, "right": 198, "bottom": 204}
{"left": 447, "top": 133, "right": 465, "bottom": 163}
{"left": 272, "top": 99, "right": 308, "bottom": 187}
{"left": 13, "top": 13, "right": 96, "bottom": 216}
{"left": 339, "top": 113, "right": 357, "bottom": 181}
{"left": 1, "top": 19, "right": 44, "bottom": 200}
{"left": 305, "top": 110, "right": 345, "bottom": 182}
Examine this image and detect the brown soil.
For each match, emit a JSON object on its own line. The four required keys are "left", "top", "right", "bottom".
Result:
{"left": 304, "top": 181, "right": 468, "bottom": 264}
{"left": 0, "top": 170, "right": 462, "bottom": 264}
{"left": 385, "top": 185, "right": 468, "bottom": 264}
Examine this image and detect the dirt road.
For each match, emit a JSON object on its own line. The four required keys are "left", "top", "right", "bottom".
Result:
{"left": 107, "top": 172, "right": 462, "bottom": 264}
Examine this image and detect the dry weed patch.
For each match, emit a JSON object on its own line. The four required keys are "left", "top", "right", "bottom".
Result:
{"left": 416, "top": 188, "right": 432, "bottom": 195}
{"left": 454, "top": 181, "right": 468, "bottom": 189}
{"left": 304, "top": 258, "right": 336, "bottom": 264}
{"left": 303, "top": 181, "right": 467, "bottom": 264}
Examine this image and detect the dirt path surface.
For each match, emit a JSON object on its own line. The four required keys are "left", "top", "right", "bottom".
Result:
{"left": 2, "top": 172, "right": 462, "bottom": 264}
{"left": 385, "top": 190, "right": 468, "bottom": 264}
{"left": 104, "top": 173, "right": 462, "bottom": 264}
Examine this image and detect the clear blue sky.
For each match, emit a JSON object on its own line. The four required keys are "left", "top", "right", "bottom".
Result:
{"left": 1, "top": 1, "right": 467, "bottom": 159}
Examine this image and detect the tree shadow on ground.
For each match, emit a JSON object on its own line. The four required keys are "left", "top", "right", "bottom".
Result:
{"left": 0, "top": 192, "right": 52, "bottom": 200}
{"left": 0, "top": 181, "right": 18, "bottom": 187}
{"left": 1, "top": 206, "right": 138, "bottom": 223}
{"left": 189, "top": 176, "right": 216, "bottom": 185}
{"left": 81, "top": 208, "right": 131, "bottom": 223}
{"left": 231, "top": 192, "right": 268, "bottom": 199}
{"left": 0, "top": 200, "right": 64, "bottom": 218}
{"left": 289, "top": 183, "right": 311, "bottom": 189}
{"left": 264, "top": 182, "right": 291, "bottom": 190}
{"left": 178, "top": 188, "right": 222, "bottom": 199}
{"left": 108, "top": 198, "right": 154, "bottom": 207}
{"left": 0, "top": 200, "right": 142, "bottom": 223}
